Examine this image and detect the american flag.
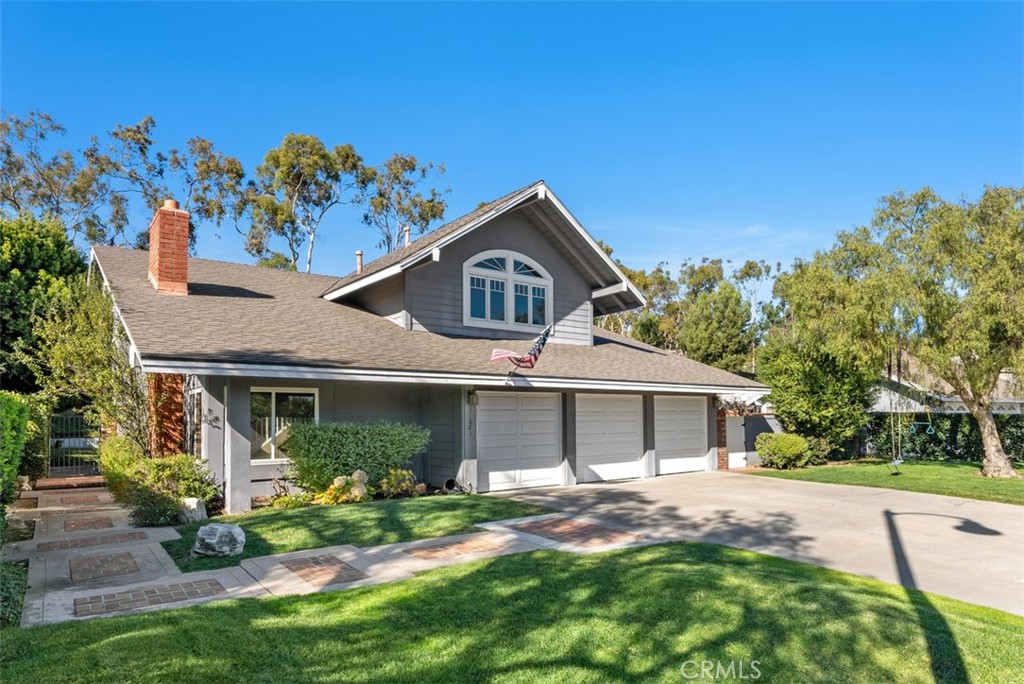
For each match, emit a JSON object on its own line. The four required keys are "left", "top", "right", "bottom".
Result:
{"left": 489, "top": 324, "right": 553, "bottom": 370}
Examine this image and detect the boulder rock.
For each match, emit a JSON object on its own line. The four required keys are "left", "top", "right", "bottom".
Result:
{"left": 180, "top": 497, "right": 208, "bottom": 524}
{"left": 190, "top": 523, "right": 246, "bottom": 558}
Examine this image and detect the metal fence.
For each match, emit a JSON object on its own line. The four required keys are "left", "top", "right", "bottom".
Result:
{"left": 49, "top": 413, "right": 100, "bottom": 477}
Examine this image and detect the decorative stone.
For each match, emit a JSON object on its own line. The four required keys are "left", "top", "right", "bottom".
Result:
{"left": 190, "top": 523, "right": 245, "bottom": 558}
{"left": 16, "top": 475, "right": 31, "bottom": 491}
{"left": 180, "top": 497, "right": 208, "bottom": 524}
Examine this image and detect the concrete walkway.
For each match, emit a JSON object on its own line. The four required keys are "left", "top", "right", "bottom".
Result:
{"left": 3, "top": 487, "right": 651, "bottom": 626}
{"left": 500, "top": 471, "right": 1024, "bottom": 616}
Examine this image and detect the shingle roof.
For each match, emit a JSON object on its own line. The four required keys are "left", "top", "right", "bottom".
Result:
{"left": 93, "top": 245, "right": 765, "bottom": 391}
{"left": 321, "top": 180, "right": 545, "bottom": 296}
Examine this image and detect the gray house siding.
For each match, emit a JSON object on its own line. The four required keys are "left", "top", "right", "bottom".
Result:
{"left": 197, "top": 375, "right": 461, "bottom": 508}
{"left": 349, "top": 272, "right": 407, "bottom": 328}
{"left": 401, "top": 212, "right": 594, "bottom": 345}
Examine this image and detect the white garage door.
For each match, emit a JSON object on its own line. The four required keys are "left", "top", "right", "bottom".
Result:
{"left": 654, "top": 396, "right": 708, "bottom": 474}
{"left": 576, "top": 394, "right": 644, "bottom": 482}
{"left": 477, "top": 392, "right": 562, "bottom": 492}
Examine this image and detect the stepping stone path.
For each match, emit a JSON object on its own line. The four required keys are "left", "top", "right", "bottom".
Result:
{"left": 3, "top": 485, "right": 656, "bottom": 627}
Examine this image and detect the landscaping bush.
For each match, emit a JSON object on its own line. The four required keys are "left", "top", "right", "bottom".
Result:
{"left": 379, "top": 468, "right": 422, "bottom": 498}
{"left": 16, "top": 393, "right": 53, "bottom": 481}
{"left": 287, "top": 421, "right": 430, "bottom": 492}
{"left": 315, "top": 470, "right": 374, "bottom": 505}
{"left": 0, "top": 392, "right": 30, "bottom": 504}
{"left": 98, "top": 436, "right": 145, "bottom": 501}
{"left": 271, "top": 493, "right": 314, "bottom": 509}
{"left": 755, "top": 432, "right": 812, "bottom": 470}
{"left": 125, "top": 455, "right": 219, "bottom": 526}
{"left": 100, "top": 438, "right": 219, "bottom": 526}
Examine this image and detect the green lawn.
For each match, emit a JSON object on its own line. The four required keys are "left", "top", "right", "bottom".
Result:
{"left": 3, "top": 542, "right": 1022, "bottom": 683}
{"left": 162, "top": 495, "right": 551, "bottom": 571}
{"left": 749, "top": 460, "right": 1024, "bottom": 505}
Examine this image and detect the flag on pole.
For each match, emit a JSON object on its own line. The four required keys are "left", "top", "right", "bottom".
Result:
{"left": 489, "top": 324, "right": 553, "bottom": 370}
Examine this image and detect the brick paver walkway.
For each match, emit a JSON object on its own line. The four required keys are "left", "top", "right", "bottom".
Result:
{"left": 7, "top": 483, "right": 652, "bottom": 626}
{"left": 510, "top": 517, "right": 641, "bottom": 548}
{"left": 69, "top": 552, "right": 140, "bottom": 581}
{"left": 37, "top": 531, "right": 149, "bottom": 552}
{"left": 281, "top": 554, "right": 369, "bottom": 587}
{"left": 64, "top": 516, "right": 114, "bottom": 532}
{"left": 406, "top": 536, "right": 505, "bottom": 558}
{"left": 74, "top": 579, "right": 227, "bottom": 617}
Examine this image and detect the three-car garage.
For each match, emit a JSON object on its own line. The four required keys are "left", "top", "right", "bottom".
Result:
{"left": 474, "top": 391, "right": 711, "bottom": 493}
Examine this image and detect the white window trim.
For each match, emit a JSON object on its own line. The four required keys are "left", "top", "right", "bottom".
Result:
{"left": 462, "top": 249, "right": 553, "bottom": 332}
{"left": 250, "top": 386, "right": 320, "bottom": 462}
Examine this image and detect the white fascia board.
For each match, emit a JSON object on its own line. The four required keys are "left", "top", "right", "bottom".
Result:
{"left": 321, "top": 184, "right": 544, "bottom": 302}
{"left": 541, "top": 188, "right": 647, "bottom": 307}
{"left": 138, "top": 357, "right": 768, "bottom": 396}
{"left": 322, "top": 264, "right": 403, "bottom": 301}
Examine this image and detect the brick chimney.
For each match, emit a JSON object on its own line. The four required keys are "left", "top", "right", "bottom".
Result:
{"left": 148, "top": 199, "right": 189, "bottom": 295}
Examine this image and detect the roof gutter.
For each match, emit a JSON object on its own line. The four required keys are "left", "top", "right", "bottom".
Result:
{"left": 139, "top": 357, "right": 769, "bottom": 396}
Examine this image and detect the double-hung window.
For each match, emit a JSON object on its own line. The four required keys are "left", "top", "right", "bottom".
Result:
{"left": 463, "top": 251, "right": 552, "bottom": 331}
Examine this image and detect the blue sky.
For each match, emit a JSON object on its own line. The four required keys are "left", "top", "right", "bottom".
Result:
{"left": 3, "top": 1, "right": 1022, "bottom": 280}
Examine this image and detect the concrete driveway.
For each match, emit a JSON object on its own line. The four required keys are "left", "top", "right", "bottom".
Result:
{"left": 502, "top": 471, "right": 1024, "bottom": 616}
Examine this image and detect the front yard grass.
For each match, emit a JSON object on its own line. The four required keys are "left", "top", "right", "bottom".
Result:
{"left": 748, "top": 459, "right": 1024, "bottom": 505}
{"left": 3, "top": 542, "right": 1022, "bottom": 683}
{"left": 162, "top": 495, "right": 551, "bottom": 571}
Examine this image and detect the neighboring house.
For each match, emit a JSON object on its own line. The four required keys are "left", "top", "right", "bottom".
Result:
{"left": 870, "top": 354, "right": 1023, "bottom": 416}
{"left": 92, "top": 181, "right": 767, "bottom": 513}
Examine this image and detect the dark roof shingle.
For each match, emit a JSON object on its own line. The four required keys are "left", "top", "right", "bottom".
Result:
{"left": 93, "top": 245, "right": 764, "bottom": 391}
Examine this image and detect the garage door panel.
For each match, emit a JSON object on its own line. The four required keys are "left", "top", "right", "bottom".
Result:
{"left": 654, "top": 396, "right": 707, "bottom": 475}
{"left": 575, "top": 394, "right": 644, "bottom": 483}
{"left": 477, "top": 392, "right": 562, "bottom": 492}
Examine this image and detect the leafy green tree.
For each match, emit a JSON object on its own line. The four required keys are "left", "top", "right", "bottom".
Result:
{"left": 779, "top": 186, "right": 1023, "bottom": 478}
{"left": 0, "top": 215, "right": 85, "bottom": 391}
{"left": 244, "top": 134, "right": 365, "bottom": 272}
{"left": 734, "top": 259, "right": 779, "bottom": 373}
{"left": 15, "top": 274, "right": 149, "bottom": 453}
{"left": 675, "top": 281, "right": 754, "bottom": 373}
{"left": 757, "top": 331, "right": 877, "bottom": 454}
{"left": 0, "top": 111, "right": 244, "bottom": 248}
{"left": 361, "top": 154, "right": 448, "bottom": 252}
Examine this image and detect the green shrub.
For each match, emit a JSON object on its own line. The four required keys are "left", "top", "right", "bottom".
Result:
{"left": 755, "top": 432, "right": 812, "bottom": 470}
{"left": 314, "top": 470, "right": 374, "bottom": 505}
{"left": 0, "top": 392, "right": 30, "bottom": 504}
{"left": 271, "top": 493, "right": 314, "bottom": 509}
{"left": 378, "top": 468, "right": 421, "bottom": 499}
{"left": 98, "top": 436, "right": 144, "bottom": 501}
{"left": 1, "top": 560, "right": 28, "bottom": 628}
{"left": 126, "top": 455, "right": 219, "bottom": 526}
{"left": 866, "top": 413, "right": 1024, "bottom": 461}
{"left": 17, "top": 394, "right": 53, "bottom": 481}
{"left": 287, "top": 422, "right": 430, "bottom": 492}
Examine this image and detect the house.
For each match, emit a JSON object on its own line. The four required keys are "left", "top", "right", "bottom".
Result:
{"left": 91, "top": 181, "right": 767, "bottom": 513}
{"left": 870, "top": 354, "right": 1023, "bottom": 416}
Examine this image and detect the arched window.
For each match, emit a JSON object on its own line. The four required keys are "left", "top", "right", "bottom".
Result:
{"left": 463, "top": 250, "right": 552, "bottom": 331}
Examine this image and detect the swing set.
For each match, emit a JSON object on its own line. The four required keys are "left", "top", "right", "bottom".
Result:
{"left": 886, "top": 349, "right": 936, "bottom": 474}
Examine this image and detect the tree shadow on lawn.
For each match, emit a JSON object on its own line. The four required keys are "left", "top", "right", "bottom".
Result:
{"left": 6, "top": 542, "right": 1013, "bottom": 684}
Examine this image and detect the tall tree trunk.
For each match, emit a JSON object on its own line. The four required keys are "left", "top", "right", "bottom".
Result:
{"left": 971, "top": 405, "right": 1019, "bottom": 478}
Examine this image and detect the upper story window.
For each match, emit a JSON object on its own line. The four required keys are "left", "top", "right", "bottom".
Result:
{"left": 464, "top": 250, "right": 552, "bottom": 331}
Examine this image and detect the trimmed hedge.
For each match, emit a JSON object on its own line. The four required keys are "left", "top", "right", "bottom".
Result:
{"left": 0, "top": 392, "right": 30, "bottom": 504}
{"left": 865, "top": 413, "right": 1024, "bottom": 461}
{"left": 755, "top": 432, "right": 812, "bottom": 470}
{"left": 286, "top": 422, "right": 430, "bottom": 492}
